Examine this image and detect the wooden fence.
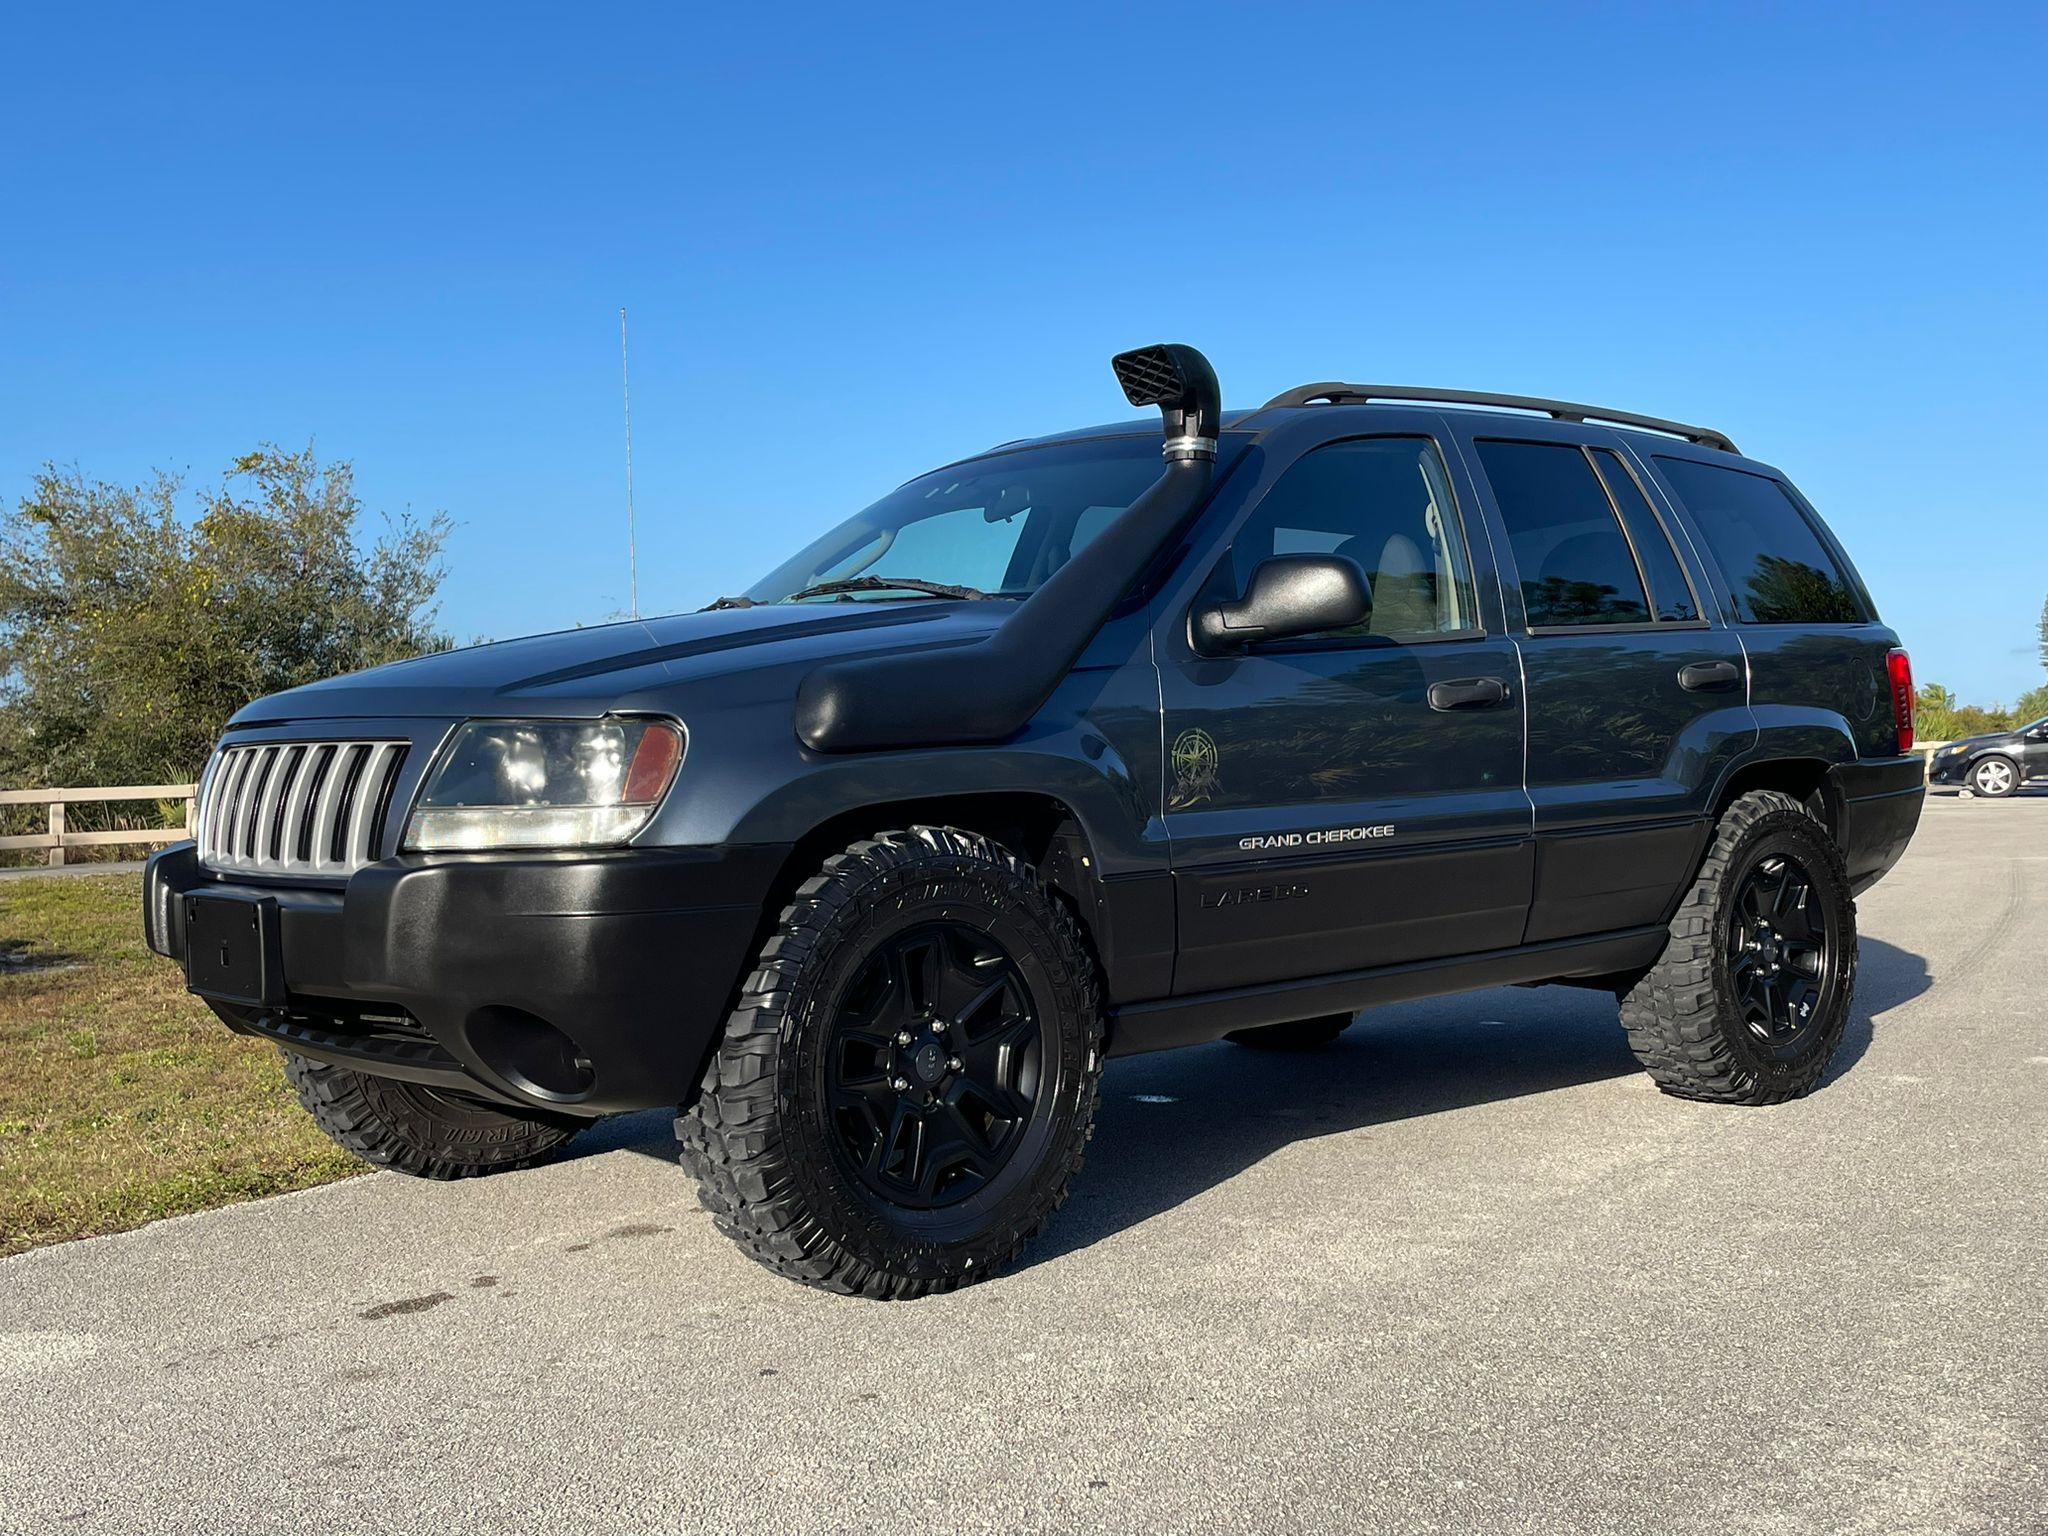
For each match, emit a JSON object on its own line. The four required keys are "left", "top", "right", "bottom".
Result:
{"left": 0, "top": 784, "right": 197, "bottom": 867}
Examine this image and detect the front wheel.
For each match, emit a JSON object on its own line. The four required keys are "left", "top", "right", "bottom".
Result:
{"left": 1970, "top": 756, "right": 2019, "bottom": 797}
{"left": 1618, "top": 790, "right": 1856, "bottom": 1104}
{"left": 280, "top": 1050, "right": 582, "bottom": 1178}
{"left": 677, "top": 827, "right": 1103, "bottom": 1298}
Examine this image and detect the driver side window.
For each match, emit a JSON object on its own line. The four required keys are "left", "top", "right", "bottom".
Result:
{"left": 1226, "top": 436, "right": 1478, "bottom": 639}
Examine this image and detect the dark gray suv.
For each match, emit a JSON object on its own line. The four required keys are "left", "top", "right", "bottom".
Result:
{"left": 144, "top": 345, "right": 1924, "bottom": 1296}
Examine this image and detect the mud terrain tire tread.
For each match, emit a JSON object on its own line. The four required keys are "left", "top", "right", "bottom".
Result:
{"left": 281, "top": 1050, "right": 580, "bottom": 1179}
{"left": 676, "top": 826, "right": 1103, "bottom": 1299}
{"left": 1617, "top": 789, "right": 1856, "bottom": 1105}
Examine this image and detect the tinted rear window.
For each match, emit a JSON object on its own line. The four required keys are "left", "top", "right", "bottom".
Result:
{"left": 1654, "top": 458, "right": 1865, "bottom": 623}
{"left": 1589, "top": 449, "right": 1700, "bottom": 623}
{"left": 1474, "top": 440, "right": 1651, "bottom": 628}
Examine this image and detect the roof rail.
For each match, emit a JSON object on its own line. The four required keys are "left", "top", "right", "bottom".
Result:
{"left": 1257, "top": 383, "right": 1738, "bottom": 455}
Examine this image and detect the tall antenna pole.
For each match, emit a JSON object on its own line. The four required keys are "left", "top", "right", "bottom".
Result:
{"left": 619, "top": 306, "right": 638, "bottom": 618}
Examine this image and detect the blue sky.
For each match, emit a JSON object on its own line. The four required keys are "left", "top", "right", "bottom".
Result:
{"left": 4, "top": 2, "right": 2044, "bottom": 701}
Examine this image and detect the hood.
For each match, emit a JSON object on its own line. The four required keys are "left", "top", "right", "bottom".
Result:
{"left": 229, "top": 600, "right": 1007, "bottom": 725}
{"left": 1938, "top": 730, "right": 2017, "bottom": 752}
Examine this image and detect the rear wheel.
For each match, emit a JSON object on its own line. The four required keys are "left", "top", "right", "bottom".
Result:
{"left": 280, "top": 1050, "right": 582, "bottom": 1178}
{"left": 1970, "top": 755, "right": 2019, "bottom": 797}
{"left": 1225, "top": 1013, "right": 1354, "bottom": 1050}
{"left": 677, "top": 827, "right": 1103, "bottom": 1298}
{"left": 1618, "top": 790, "right": 1856, "bottom": 1104}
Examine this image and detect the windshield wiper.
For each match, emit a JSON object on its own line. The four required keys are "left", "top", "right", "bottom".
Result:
{"left": 701, "top": 595, "right": 762, "bottom": 611}
{"left": 782, "top": 576, "right": 993, "bottom": 603}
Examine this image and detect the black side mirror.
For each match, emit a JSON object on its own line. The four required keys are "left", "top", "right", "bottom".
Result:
{"left": 1193, "top": 554, "right": 1371, "bottom": 653}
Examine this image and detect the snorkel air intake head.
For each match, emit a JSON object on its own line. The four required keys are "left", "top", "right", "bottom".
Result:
{"left": 1111, "top": 343, "right": 1222, "bottom": 462}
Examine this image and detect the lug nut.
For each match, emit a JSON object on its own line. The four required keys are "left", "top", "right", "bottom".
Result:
{"left": 891, "top": 1077, "right": 910, "bottom": 1092}
{"left": 895, "top": 1031, "right": 913, "bottom": 1046}
{"left": 930, "top": 1019, "right": 947, "bottom": 1034}
{"left": 947, "top": 1057, "right": 963, "bottom": 1072}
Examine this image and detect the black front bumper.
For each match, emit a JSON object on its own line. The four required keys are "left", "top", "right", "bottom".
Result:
{"left": 1826, "top": 754, "right": 1925, "bottom": 895}
{"left": 145, "top": 840, "right": 786, "bottom": 1115}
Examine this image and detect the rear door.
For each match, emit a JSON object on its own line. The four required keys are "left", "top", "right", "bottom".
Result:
{"left": 1452, "top": 426, "right": 1755, "bottom": 943}
{"left": 1153, "top": 418, "right": 1533, "bottom": 994}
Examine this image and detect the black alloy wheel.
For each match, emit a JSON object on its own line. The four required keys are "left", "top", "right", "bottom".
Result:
{"left": 824, "top": 922, "right": 1048, "bottom": 1213}
{"left": 1726, "top": 852, "right": 1837, "bottom": 1060}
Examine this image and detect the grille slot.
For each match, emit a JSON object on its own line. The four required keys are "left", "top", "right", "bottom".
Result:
{"left": 198, "top": 739, "right": 408, "bottom": 877}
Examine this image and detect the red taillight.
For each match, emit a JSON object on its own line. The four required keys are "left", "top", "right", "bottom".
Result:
{"left": 1887, "top": 648, "right": 1914, "bottom": 753}
{"left": 622, "top": 723, "right": 683, "bottom": 804}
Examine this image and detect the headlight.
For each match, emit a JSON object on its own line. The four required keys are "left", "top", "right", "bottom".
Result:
{"left": 403, "top": 718, "right": 684, "bottom": 851}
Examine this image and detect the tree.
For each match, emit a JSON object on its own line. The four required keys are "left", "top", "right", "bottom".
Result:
{"left": 0, "top": 446, "right": 451, "bottom": 787}
{"left": 1913, "top": 683, "right": 2014, "bottom": 741}
{"left": 2039, "top": 592, "right": 2047, "bottom": 673}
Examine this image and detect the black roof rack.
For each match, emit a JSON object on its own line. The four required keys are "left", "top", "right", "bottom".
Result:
{"left": 1257, "top": 383, "right": 1738, "bottom": 455}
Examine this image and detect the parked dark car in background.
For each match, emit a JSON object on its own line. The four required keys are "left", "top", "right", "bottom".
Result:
{"left": 1928, "top": 717, "right": 2048, "bottom": 797}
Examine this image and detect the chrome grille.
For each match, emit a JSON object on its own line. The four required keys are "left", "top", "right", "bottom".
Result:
{"left": 198, "top": 740, "right": 409, "bottom": 877}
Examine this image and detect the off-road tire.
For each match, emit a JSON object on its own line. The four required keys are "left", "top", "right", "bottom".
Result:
{"left": 280, "top": 1049, "right": 581, "bottom": 1179}
{"left": 1970, "top": 755, "right": 2020, "bottom": 798}
{"left": 1617, "top": 790, "right": 1857, "bottom": 1104}
{"left": 677, "top": 827, "right": 1103, "bottom": 1299}
{"left": 1225, "top": 1013, "right": 1354, "bottom": 1050}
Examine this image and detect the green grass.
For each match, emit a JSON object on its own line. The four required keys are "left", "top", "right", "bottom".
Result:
{"left": 0, "top": 874, "right": 361, "bottom": 1257}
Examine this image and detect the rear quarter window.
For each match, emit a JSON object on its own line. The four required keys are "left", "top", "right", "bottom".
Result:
{"left": 1654, "top": 457, "right": 1866, "bottom": 624}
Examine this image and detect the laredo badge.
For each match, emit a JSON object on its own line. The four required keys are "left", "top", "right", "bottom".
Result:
{"left": 1170, "top": 727, "right": 1220, "bottom": 808}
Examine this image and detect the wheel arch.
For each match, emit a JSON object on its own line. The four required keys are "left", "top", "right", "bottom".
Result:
{"left": 755, "top": 789, "right": 1113, "bottom": 983}
{"left": 1712, "top": 756, "right": 1842, "bottom": 842}
{"left": 1712, "top": 710, "right": 1863, "bottom": 844}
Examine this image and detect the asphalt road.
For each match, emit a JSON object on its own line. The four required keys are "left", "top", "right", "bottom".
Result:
{"left": 3, "top": 790, "right": 2043, "bottom": 1536}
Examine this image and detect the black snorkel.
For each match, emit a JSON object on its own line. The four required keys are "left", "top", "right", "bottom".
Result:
{"left": 793, "top": 343, "right": 1222, "bottom": 753}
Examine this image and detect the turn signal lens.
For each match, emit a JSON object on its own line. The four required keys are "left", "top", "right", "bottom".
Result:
{"left": 1886, "top": 648, "right": 1914, "bottom": 753}
{"left": 622, "top": 723, "right": 682, "bottom": 804}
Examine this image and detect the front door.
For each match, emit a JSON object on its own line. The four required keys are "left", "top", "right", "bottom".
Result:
{"left": 1155, "top": 427, "right": 1533, "bottom": 995}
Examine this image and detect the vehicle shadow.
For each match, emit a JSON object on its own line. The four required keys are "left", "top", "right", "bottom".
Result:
{"left": 582, "top": 938, "right": 1933, "bottom": 1264}
{"left": 1829, "top": 933, "right": 1930, "bottom": 1082}
{"left": 1022, "top": 935, "right": 1930, "bottom": 1267}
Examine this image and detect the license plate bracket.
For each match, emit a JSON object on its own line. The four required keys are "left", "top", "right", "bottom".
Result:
{"left": 184, "top": 894, "right": 283, "bottom": 1006}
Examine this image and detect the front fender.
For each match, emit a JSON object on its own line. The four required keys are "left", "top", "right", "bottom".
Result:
{"left": 640, "top": 659, "right": 1165, "bottom": 877}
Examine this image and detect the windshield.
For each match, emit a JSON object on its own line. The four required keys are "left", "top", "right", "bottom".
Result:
{"left": 744, "top": 437, "right": 1163, "bottom": 603}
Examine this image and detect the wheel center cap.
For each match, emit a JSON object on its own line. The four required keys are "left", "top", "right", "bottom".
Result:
{"left": 912, "top": 1042, "right": 945, "bottom": 1084}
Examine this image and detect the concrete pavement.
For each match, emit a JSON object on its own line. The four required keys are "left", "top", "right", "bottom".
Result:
{"left": 2, "top": 791, "right": 2043, "bottom": 1535}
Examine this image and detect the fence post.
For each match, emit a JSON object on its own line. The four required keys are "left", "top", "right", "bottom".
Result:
{"left": 47, "top": 800, "right": 65, "bottom": 868}
{"left": 185, "top": 797, "right": 198, "bottom": 836}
